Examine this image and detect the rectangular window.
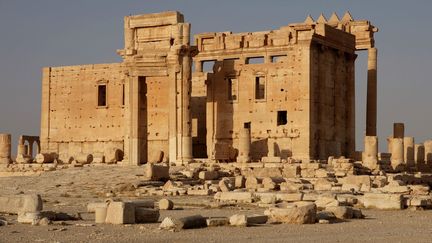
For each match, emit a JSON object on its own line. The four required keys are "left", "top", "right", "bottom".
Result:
{"left": 277, "top": 111, "right": 288, "bottom": 126}
{"left": 271, "top": 55, "right": 287, "bottom": 63}
{"left": 244, "top": 122, "right": 251, "bottom": 129}
{"left": 202, "top": 60, "right": 216, "bottom": 72}
{"left": 246, "top": 56, "right": 264, "bottom": 64}
{"left": 227, "top": 78, "right": 238, "bottom": 101}
{"left": 255, "top": 76, "right": 265, "bottom": 100}
{"left": 98, "top": 85, "right": 107, "bottom": 107}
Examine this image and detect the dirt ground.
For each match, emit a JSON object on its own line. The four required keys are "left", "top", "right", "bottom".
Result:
{"left": 1, "top": 166, "right": 432, "bottom": 243}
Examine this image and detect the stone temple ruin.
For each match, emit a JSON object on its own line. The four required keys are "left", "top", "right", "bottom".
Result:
{"left": 7, "top": 11, "right": 378, "bottom": 165}
{"left": 2, "top": 11, "right": 432, "bottom": 228}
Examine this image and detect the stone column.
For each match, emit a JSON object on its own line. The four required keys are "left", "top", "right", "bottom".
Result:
{"left": 124, "top": 16, "right": 134, "bottom": 54}
{"left": 363, "top": 136, "right": 378, "bottom": 170}
{"left": 237, "top": 127, "right": 251, "bottom": 163}
{"left": 366, "top": 47, "right": 377, "bottom": 136}
{"left": 390, "top": 138, "right": 404, "bottom": 172}
{"left": 178, "top": 23, "right": 193, "bottom": 164}
{"left": 393, "top": 123, "right": 404, "bottom": 138}
{"left": 128, "top": 75, "right": 142, "bottom": 165}
{"left": 0, "top": 134, "right": 11, "bottom": 164}
{"left": 267, "top": 137, "right": 275, "bottom": 157}
{"left": 387, "top": 136, "right": 393, "bottom": 153}
{"left": 424, "top": 140, "right": 432, "bottom": 168}
{"left": 404, "top": 137, "right": 415, "bottom": 169}
{"left": 415, "top": 143, "right": 425, "bottom": 170}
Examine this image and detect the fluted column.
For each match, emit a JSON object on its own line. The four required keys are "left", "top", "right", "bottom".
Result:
{"left": 366, "top": 48, "right": 377, "bottom": 136}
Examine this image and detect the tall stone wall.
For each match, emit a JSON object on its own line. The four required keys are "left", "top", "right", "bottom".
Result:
{"left": 40, "top": 63, "right": 126, "bottom": 163}
{"left": 119, "top": 11, "right": 192, "bottom": 165}
{"left": 192, "top": 21, "right": 357, "bottom": 161}
{"left": 310, "top": 43, "right": 356, "bottom": 160}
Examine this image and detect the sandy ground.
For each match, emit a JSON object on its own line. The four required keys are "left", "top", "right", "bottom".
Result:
{"left": 1, "top": 166, "right": 432, "bottom": 243}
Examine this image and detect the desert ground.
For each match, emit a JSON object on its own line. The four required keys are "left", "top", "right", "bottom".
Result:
{"left": 1, "top": 166, "right": 432, "bottom": 243}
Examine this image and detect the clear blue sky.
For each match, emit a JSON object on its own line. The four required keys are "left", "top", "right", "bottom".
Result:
{"left": 1, "top": 0, "right": 431, "bottom": 155}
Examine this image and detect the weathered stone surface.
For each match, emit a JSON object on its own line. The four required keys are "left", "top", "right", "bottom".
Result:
{"left": 314, "top": 178, "right": 333, "bottom": 191}
{"left": 219, "top": 177, "right": 235, "bottom": 192}
{"left": 144, "top": 164, "right": 169, "bottom": 181}
{"left": 0, "top": 194, "right": 43, "bottom": 214}
{"left": 187, "top": 188, "right": 212, "bottom": 196}
{"left": 341, "top": 175, "right": 371, "bottom": 192}
{"left": 409, "top": 185, "right": 430, "bottom": 195}
{"left": 217, "top": 191, "right": 253, "bottom": 203}
{"left": 198, "top": 170, "right": 219, "bottom": 180}
{"left": 245, "top": 176, "right": 263, "bottom": 190}
{"left": 315, "top": 194, "right": 339, "bottom": 210}
{"left": 265, "top": 202, "right": 317, "bottom": 224}
{"left": 316, "top": 211, "right": 336, "bottom": 221}
{"left": 158, "top": 199, "right": 174, "bottom": 210}
{"left": 235, "top": 176, "right": 246, "bottom": 188}
{"left": 95, "top": 206, "right": 107, "bottom": 224}
{"left": 325, "top": 206, "right": 353, "bottom": 219}
{"left": 135, "top": 208, "right": 159, "bottom": 223}
{"left": 363, "top": 193, "right": 403, "bottom": 210}
{"left": 206, "top": 217, "right": 229, "bottom": 227}
{"left": 246, "top": 214, "right": 268, "bottom": 225}
{"left": 275, "top": 193, "right": 304, "bottom": 202}
{"left": 159, "top": 215, "right": 207, "bottom": 230}
{"left": 256, "top": 192, "right": 276, "bottom": 204}
{"left": 105, "top": 202, "right": 135, "bottom": 224}
{"left": 229, "top": 214, "right": 247, "bottom": 226}
{"left": 17, "top": 212, "right": 41, "bottom": 224}
{"left": 127, "top": 199, "right": 155, "bottom": 209}
{"left": 280, "top": 181, "right": 304, "bottom": 192}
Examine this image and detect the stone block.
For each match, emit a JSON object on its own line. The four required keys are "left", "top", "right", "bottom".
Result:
{"left": 409, "top": 185, "right": 430, "bottom": 195}
{"left": 206, "top": 217, "right": 229, "bottom": 227}
{"left": 187, "top": 188, "right": 212, "bottom": 195}
{"left": 0, "top": 194, "right": 43, "bottom": 214}
{"left": 316, "top": 211, "right": 336, "bottom": 221}
{"left": 95, "top": 206, "right": 107, "bottom": 224}
{"left": 235, "top": 176, "right": 246, "bottom": 188}
{"left": 380, "top": 185, "right": 410, "bottom": 194}
{"left": 256, "top": 192, "right": 276, "bottom": 204}
{"left": 229, "top": 213, "right": 267, "bottom": 226}
{"left": 158, "top": 199, "right": 174, "bottom": 210}
{"left": 275, "top": 192, "right": 304, "bottom": 202}
{"left": 362, "top": 193, "right": 403, "bottom": 210}
{"left": 245, "top": 176, "right": 263, "bottom": 190}
{"left": 229, "top": 214, "right": 247, "bottom": 226}
{"left": 218, "top": 191, "right": 253, "bottom": 203}
{"left": 325, "top": 206, "right": 353, "bottom": 219}
{"left": 314, "top": 178, "right": 333, "bottom": 191}
{"left": 159, "top": 215, "right": 207, "bottom": 230}
{"left": 280, "top": 181, "right": 304, "bottom": 192}
{"left": 105, "top": 202, "right": 135, "bottom": 224}
{"left": 198, "top": 170, "right": 219, "bottom": 180}
{"left": 135, "top": 208, "right": 159, "bottom": 223}
{"left": 144, "top": 164, "right": 169, "bottom": 181}
{"left": 282, "top": 165, "right": 301, "bottom": 178}
{"left": 315, "top": 194, "right": 339, "bottom": 210}
{"left": 265, "top": 202, "right": 317, "bottom": 224}
{"left": 341, "top": 175, "right": 371, "bottom": 192}
{"left": 219, "top": 177, "right": 235, "bottom": 192}
{"left": 17, "top": 212, "right": 41, "bottom": 224}
{"left": 246, "top": 214, "right": 268, "bottom": 225}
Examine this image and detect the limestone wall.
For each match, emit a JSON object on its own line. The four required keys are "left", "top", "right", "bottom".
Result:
{"left": 40, "top": 63, "right": 126, "bottom": 163}
{"left": 310, "top": 44, "right": 356, "bottom": 160}
{"left": 192, "top": 21, "right": 357, "bottom": 161}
